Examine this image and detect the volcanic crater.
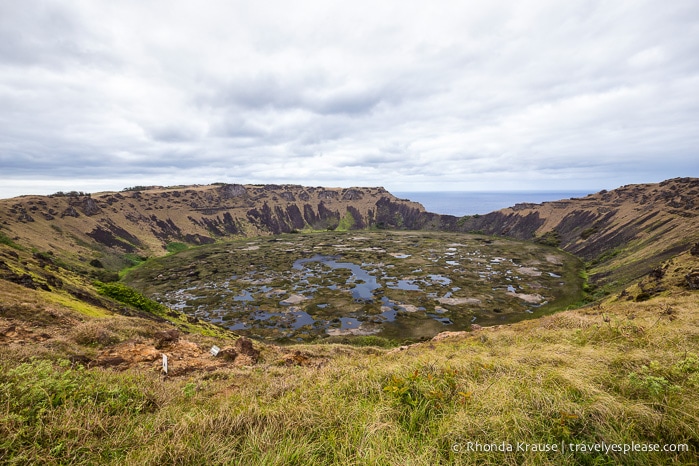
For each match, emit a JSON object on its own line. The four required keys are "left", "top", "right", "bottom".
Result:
{"left": 124, "top": 230, "right": 584, "bottom": 343}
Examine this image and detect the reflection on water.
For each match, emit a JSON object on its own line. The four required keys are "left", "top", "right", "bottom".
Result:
{"left": 220, "top": 255, "right": 464, "bottom": 334}
{"left": 158, "top": 235, "right": 571, "bottom": 342}
{"left": 233, "top": 289, "right": 254, "bottom": 301}
{"left": 339, "top": 317, "right": 361, "bottom": 329}
{"left": 294, "top": 255, "right": 380, "bottom": 301}
{"left": 427, "top": 313, "right": 453, "bottom": 325}
{"left": 250, "top": 309, "right": 316, "bottom": 329}
{"left": 388, "top": 279, "right": 420, "bottom": 291}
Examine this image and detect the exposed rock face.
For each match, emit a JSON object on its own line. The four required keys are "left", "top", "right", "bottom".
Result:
{"left": 218, "top": 184, "right": 248, "bottom": 199}
{"left": 279, "top": 191, "right": 296, "bottom": 202}
{"left": 687, "top": 271, "right": 699, "bottom": 290}
{"left": 80, "top": 197, "right": 101, "bottom": 216}
{"left": 61, "top": 206, "right": 80, "bottom": 218}
{"left": 374, "top": 196, "right": 450, "bottom": 230}
{"left": 86, "top": 221, "right": 143, "bottom": 253}
{"left": 1, "top": 179, "right": 697, "bottom": 291}
{"left": 18, "top": 212, "right": 34, "bottom": 222}
{"left": 341, "top": 188, "right": 364, "bottom": 201}
{"left": 0, "top": 184, "right": 434, "bottom": 269}
{"left": 449, "top": 177, "right": 699, "bottom": 285}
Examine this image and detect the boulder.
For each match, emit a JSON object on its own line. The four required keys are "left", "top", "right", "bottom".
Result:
{"left": 154, "top": 329, "right": 180, "bottom": 349}
{"left": 686, "top": 270, "right": 699, "bottom": 290}
{"left": 81, "top": 198, "right": 101, "bottom": 216}
{"left": 234, "top": 337, "right": 259, "bottom": 363}
{"left": 218, "top": 184, "right": 248, "bottom": 199}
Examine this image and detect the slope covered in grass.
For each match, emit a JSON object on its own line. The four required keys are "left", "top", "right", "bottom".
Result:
{"left": 1, "top": 253, "right": 697, "bottom": 465}
{"left": 1, "top": 180, "right": 698, "bottom": 464}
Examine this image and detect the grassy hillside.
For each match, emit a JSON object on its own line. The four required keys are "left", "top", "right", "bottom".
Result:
{"left": 0, "top": 184, "right": 429, "bottom": 274}
{"left": 1, "top": 251, "right": 697, "bottom": 464}
{"left": 454, "top": 177, "right": 699, "bottom": 292}
{"left": 1, "top": 180, "right": 698, "bottom": 464}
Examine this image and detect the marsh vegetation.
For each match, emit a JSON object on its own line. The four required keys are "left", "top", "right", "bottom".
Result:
{"left": 124, "top": 231, "right": 584, "bottom": 343}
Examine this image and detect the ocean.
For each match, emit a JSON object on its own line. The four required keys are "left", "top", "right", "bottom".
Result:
{"left": 393, "top": 191, "right": 593, "bottom": 216}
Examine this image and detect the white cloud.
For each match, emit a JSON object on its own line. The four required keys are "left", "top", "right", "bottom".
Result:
{"left": 0, "top": 0, "right": 697, "bottom": 198}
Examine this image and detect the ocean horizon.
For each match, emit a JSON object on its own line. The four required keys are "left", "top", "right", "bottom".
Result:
{"left": 393, "top": 191, "right": 593, "bottom": 216}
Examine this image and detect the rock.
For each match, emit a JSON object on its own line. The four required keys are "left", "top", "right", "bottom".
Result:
{"left": 68, "top": 355, "right": 92, "bottom": 366}
{"left": 691, "top": 243, "right": 699, "bottom": 256}
{"left": 648, "top": 267, "right": 665, "bottom": 280}
{"left": 508, "top": 292, "right": 545, "bottom": 304}
{"left": 686, "top": 270, "right": 699, "bottom": 290}
{"left": 234, "top": 337, "right": 259, "bottom": 363}
{"left": 280, "top": 294, "right": 307, "bottom": 305}
{"left": 61, "top": 206, "right": 80, "bottom": 218}
{"left": 437, "top": 297, "right": 481, "bottom": 306}
{"left": 154, "top": 329, "right": 180, "bottom": 349}
{"left": 81, "top": 197, "right": 101, "bottom": 216}
{"left": 94, "top": 356, "right": 127, "bottom": 368}
{"left": 6, "top": 273, "right": 47, "bottom": 290}
{"left": 431, "top": 331, "right": 466, "bottom": 342}
{"left": 281, "top": 350, "right": 326, "bottom": 367}
{"left": 518, "top": 267, "right": 542, "bottom": 277}
{"left": 341, "top": 189, "right": 364, "bottom": 201}
{"left": 218, "top": 347, "right": 238, "bottom": 362}
{"left": 397, "top": 304, "right": 420, "bottom": 313}
{"left": 326, "top": 325, "right": 380, "bottom": 336}
{"left": 279, "top": 191, "right": 296, "bottom": 202}
{"left": 218, "top": 184, "right": 248, "bottom": 199}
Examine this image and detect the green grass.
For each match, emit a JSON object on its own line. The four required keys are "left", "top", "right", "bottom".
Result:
{"left": 321, "top": 335, "right": 400, "bottom": 348}
{"left": 1, "top": 291, "right": 697, "bottom": 465}
{"left": 165, "top": 242, "right": 188, "bottom": 254}
{"left": 0, "top": 230, "right": 20, "bottom": 249}
{"left": 41, "top": 290, "right": 112, "bottom": 318}
{"left": 335, "top": 211, "right": 356, "bottom": 231}
{"left": 94, "top": 281, "right": 168, "bottom": 315}
{"left": 1, "top": 230, "right": 697, "bottom": 465}
{"left": 534, "top": 230, "right": 561, "bottom": 247}
{"left": 0, "top": 358, "right": 158, "bottom": 464}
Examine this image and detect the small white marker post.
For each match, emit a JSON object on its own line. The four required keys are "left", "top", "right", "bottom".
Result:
{"left": 210, "top": 345, "right": 220, "bottom": 357}
{"left": 162, "top": 354, "right": 168, "bottom": 375}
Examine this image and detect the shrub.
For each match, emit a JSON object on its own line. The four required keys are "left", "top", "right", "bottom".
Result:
{"left": 166, "top": 242, "right": 188, "bottom": 254}
{"left": 335, "top": 211, "right": 356, "bottom": 231}
{"left": 0, "top": 230, "right": 19, "bottom": 248}
{"left": 89, "top": 259, "right": 104, "bottom": 268}
{"left": 94, "top": 281, "right": 168, "bottom": 315}
{"left": 71, "top": 321, "right": 120, "bottom": 347}
{"left": 534, "top": 230, "right": 561, "bottom": 247}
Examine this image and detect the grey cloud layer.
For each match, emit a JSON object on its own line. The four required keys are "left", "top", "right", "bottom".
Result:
{"left": 1, "top": 0, "right": 697, "bottom": 197}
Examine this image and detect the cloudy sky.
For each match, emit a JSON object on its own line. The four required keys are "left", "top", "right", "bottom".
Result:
{"left": 1, "top": 0, "right": 697, "bottom": 198}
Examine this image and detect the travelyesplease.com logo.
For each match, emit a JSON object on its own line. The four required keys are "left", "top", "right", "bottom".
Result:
{"left": 451, "top": 441, "right": 690, "bottom": 455}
